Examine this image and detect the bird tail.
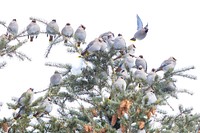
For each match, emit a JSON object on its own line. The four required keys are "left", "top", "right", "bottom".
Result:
{"left": 64, "top": 39, "right": 68, "bottom": 43}
{"left": 8, "top": 35, "right": 12, "bottom": 41}
{"left": 130, "top": 37, "right": 136, "bottom": 41}
{"left": 33, "top": 112, "right": 40, "bottom": 117}
{"left": 81, "top": 50, "right": 88, "bottom": 56}
{"left": 77, "top": 42, "right": 81, "bottom": 47}
{"left": 30, "top": 36, "right": 34, "bottom": 42}
{"left": 49, "top": 35, "right": 53, "bottom": 42}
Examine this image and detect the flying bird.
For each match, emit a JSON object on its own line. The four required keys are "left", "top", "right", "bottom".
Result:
{"left": 27, "top": 19, "right": 40, "bottom": 42}
{"left": 130, "top": 14, "right": 148, "bottom": 41}
{"left": 46, "top": 19, "right": 59, "bottom": 42}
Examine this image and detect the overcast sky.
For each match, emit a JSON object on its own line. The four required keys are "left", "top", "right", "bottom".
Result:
{"left": 0, "top": 0, "right": 200, "bottom": 118}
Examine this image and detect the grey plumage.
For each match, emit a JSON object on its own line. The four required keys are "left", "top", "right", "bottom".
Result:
{"left": 113, "top": 33, "right": 126, "bottom": 50}
{"left": 14, "top": 88, "right": 34, "bottom": 119}
{"left": 134, "top": 65, "right": 147, "bottom": 81}
{"left": 27, "top": 19, "right": 40, "bottom": 42}
{"left": 130, "top": 14, "right": 148, "bottom": 41}
{"left": 99, "top": 31, "right": 115, "bottom": 50}
{"left": 112, "top": 76, "right": 127, "bottom": 93}
{"left": 46, "top": 19, "right": 59, "bottom": 41}
{"left": 156, "top": 57, "right": 176, "bottom": 72}
{"left": 135, "top": 55, "right": 147, "bottom": 72}
{"left": 50, "top": 71, "right": 62, "bottom": 86}
{"left": 61, "top": 23, "right": 74, "bottom": 43}
{"left": 33, "top": 97, "right": 53, "bottom": 117}
{"left": 7, "top": 19, "right": 18, "bottom": 40}
{"left": 127, "top": 44, "right": 136, "bottom": 55}
{"left": 146, "top": 68, "right": 158, "bottom": 85}
{"left": 74, "top": 24, "right": 86, "bottom": 47}
{"left": 81, "top": 37, "right": 107, "bottom": 56}
{"left": 17, "top": 88, "right": 34, "bottom": 106}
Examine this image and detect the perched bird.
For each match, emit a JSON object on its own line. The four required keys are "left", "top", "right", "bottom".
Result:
{"left": 17, "top": 88, "right": 34, "bottom": 107}
{"left": 46, "top": 19, "right": 59, "bottom": 42}
{"left": 156, "top": 57, "right": 176, "bottom": 73}
{"left": 26, "top": 19, "right": 40, "bottom": 42}
{"left": 113, "top": 76, "right": 126, "bottom": 92}
{"left": 119, "top": 68, "right": 130, "bottom": 79}
{"left": 33, "top": 97, "right": 53, "bottom": 117}
{"left": 143, "top": 88, "right": 157, "bottom": 105}
{"left": 113, "top": 33, "right": 126, "bottom": 51}
{"left": 161, "top": 80, "right": 176, "bottom": 92}
{"left": 130, "top": 14, "right": 148, "bottom": 41}
{"left": 74, "top": 24, "right": 86, "bottom": 47}
{"left": 81, "top": 37, "right": 107, "bottom": 56}
{"left": 14, "top": 88, "right": 34, "bottom": 119}
{"left": 99, "top": 31, "right": 115, "bottom": 50}
{"left": 146, "top": 68, "right": 159, "bottom": 85}
{"left": 123, "top": 53, "right": 135, "bottom": 70}
{"left": 61, "top": 23, "right": 74, "bottom": 43}
{"left": 113, "top": 44, "right": 135, "bottom": 61}
{"left": 135, "top": 55, "right": 147, "bottom": 72}
{"left": 134, "top": 65, "right": 147, "bottom": 81}
{"left": 127, "top": 44, "right": 136, "bottom": 55}
{"left": 6, "top": 19, "right": 18, "bottom": 40}
{"left": 50, "top": 71, "right": 62, "bottom": 86}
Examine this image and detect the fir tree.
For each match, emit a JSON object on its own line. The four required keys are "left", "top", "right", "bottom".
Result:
{"left": 0, "top": 17, "right": 199, "bottom": 133}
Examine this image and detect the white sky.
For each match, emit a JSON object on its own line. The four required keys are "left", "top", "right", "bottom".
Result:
{"left": 0, "top": 0, "right": 200, "bottom": 118}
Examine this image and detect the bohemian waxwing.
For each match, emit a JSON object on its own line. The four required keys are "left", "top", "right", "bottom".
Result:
{"left": 156, "top": 57, "right": 176, "bottom": 73}
{"left": 130, "top": 14, "right": 148, "bottom": 41}
{"left": 46, "top": 19, "right": 59, "bottom": 42}
{"left": 135, "top": 55, "right": 147, "bottom": 72}
{"left": 26, "top": 19, "right": 40, "bottom": 42}
{"left": 61, "top": 23, "right": 74, "bottom": 43}
{"left": 33, "top": 97, "right": 53, "bottom": 117}
{"left": 6, "top": 19, "right": 18, "bottom": 40}
{"left": 17, "top": 88, "right": 34, "bottom": 107}
{"left": 74, "top": 24, "right": 86, "bottom": 47}
{"left": 50, "top": 71, "right": 62, "bottom": 86}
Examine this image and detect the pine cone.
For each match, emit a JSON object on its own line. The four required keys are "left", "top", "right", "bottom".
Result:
{"left": 2, "top": 122, "right": 9, "bottom": 132}
{"left": 84, "top": 125, "right": 93, "bottom": 133}
{"left": 91, "top": 109, "right": 98, "bottom": 117}
{"left": 120, "top": 124, "right": 127, "bottom": 133}
{"left": 111, "top": 114, "right": 118, "bottom": 126}
{"left": 138, "top": 120, "right": 145, "bottom": 130}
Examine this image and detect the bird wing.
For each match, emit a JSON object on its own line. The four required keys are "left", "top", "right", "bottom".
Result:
{"left": 136, "top": 14, "right": 143, "bottom": 30}
{"left": 160, "top": 60, "right": 172, "bottom": 68}
{"left": 17, "top": 92, "right": 27, "bottom": 105}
